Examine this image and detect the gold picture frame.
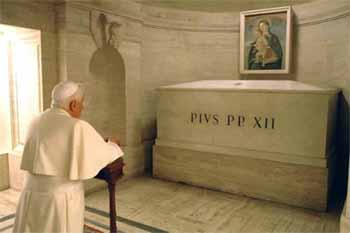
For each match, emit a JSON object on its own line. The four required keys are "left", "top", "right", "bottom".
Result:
{"left": 240, "top": 6, "right": 292, "bottom": 74}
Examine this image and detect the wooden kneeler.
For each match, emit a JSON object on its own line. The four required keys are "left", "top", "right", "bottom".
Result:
{"left": 95, "top": 158, "right": 125, "bottom": 233}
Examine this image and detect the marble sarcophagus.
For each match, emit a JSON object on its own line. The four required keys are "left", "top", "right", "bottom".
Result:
{"left": 153, "top": 80, "right": 339, "bottom": 211}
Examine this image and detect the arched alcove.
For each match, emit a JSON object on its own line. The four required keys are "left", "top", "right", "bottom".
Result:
{"left": 83, "top": 13, "right": 127, "bottom": 144}
{"left": 87, "top": 44, "right": 126, "bottom": 142}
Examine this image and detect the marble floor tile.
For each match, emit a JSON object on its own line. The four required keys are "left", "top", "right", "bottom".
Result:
{"left": 0, "top": 176, "right": 340, "bottom": 233}
{"left": 86, "top": 176, "right": 340, "bottom": 233}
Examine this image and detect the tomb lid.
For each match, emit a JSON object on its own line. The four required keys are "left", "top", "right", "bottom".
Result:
{"left": 158, "top": 80, "right": 339, "bottom": 94}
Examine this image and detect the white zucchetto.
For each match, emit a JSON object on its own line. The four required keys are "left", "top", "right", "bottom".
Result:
{"left": 51, "top": 81, "right": 85, "bottom": 108}
{"left": 51, "top": 81, "right": 79, "bottom": 102}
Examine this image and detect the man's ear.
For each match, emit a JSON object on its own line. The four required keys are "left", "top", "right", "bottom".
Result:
{"left": 69, "top": 100, "right": 76, "bottom": 111}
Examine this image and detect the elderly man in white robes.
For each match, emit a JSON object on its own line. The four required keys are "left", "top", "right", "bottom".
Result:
{"left": 13, "top": 81, "right": 124, "bottom": 233}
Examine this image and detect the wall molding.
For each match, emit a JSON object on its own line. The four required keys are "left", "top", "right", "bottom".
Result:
{"left": 56, "top": 2, "right": 142, "bottom": 43}
{"left": 143, "top": 22, "right": 239, "bottom": 33}
{"left": 155, "top": 139, "right": 329, "bottom": 168}
{"left": 298, "top": 10, "right": 350, "bottom": 27}
{"left": 57, "top": 2, "right": 143, "bottom": 24}
{"left": 58, "top": 1, "right": 350, "bottom": 33}
{"left": 142, "top": 4, "right": 350, "bottom": 32}
{"left": 147, "top": 16, "right": 349, "bottom": 33}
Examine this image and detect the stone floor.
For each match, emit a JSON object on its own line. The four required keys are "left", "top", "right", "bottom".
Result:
{"left": 0, "top": 176, "right": 341, "bottom": 233}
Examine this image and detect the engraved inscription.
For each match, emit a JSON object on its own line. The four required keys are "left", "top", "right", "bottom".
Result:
{"left": 190, "top": 112, "right": 276, "bottom": 129}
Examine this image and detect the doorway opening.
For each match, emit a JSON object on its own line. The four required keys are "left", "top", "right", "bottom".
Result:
{"left": 0, "top": 24, "right": 42, "bottom": 190}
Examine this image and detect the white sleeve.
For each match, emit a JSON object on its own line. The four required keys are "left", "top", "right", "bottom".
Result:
{"left": 67, "top": 120, "right": 125, "bottom": 180}
{"left": 107, "top": 141, "right": 124, "bottom": 161}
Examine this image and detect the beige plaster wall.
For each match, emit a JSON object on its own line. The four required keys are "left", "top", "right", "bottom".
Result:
{"left": 140, "top": 0, "right": 349, "bottom": 132}
{"left": 0, "top": 0, "right": 349, "bottom": 192}
{"left": 0, "top": 154, "right": 9, "bottom": 191}
{"left": 140, "top": 0, "right": 350, "bottom": 220}
{"left": 139, "top": 0, "right": 350, "bottom": 175}
{"left": 57, "top": 2, "right": 145, "bottom": 178}
{"left": 141, "top": 9, "right": 239, "bottom": 142}
{"left": 295, "top": 13, "right": 350, "bottom": 205}
{"left": 55, "top": 0, "right": 350, "bottom": 202}
{"left": 0, "top": 1, "right": 145, "bottom": 190}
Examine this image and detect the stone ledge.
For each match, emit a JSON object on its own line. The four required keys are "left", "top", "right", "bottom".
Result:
{"left": 0, "top": 154, "right": 9, "bottom": 191}
{"left": 153, "top": 144, "right": 329, "bottom": 211}
{"left": 156, "top": 139, "right": 331, "bottom": 168}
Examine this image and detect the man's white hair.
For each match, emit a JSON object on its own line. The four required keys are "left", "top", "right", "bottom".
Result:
{"left": 51, "top": 81, "right": 85, "bottom": 109}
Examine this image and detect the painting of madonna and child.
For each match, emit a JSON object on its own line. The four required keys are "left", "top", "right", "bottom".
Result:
{"left": 240, "top": 6, "right": 292, "bottom": 74}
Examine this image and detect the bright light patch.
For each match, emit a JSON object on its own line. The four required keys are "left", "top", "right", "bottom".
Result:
{"left": 0, "top": 36, "right": 12, "bottom": 153}
{"left": 13, "top": 42, "right": 41, "bottom": 144}
{"left": 0, "top": 24, "right": 42, "bottom": 152}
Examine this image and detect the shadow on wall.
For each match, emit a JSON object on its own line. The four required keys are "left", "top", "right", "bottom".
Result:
{"left": 86, "top": 13, "right": 126, "bottom": 142}
{"left": 332, "top": 93, "right": 350, "bottom": 210}
{"left": 90, "top": 42, "right": 125, "bottom": 79}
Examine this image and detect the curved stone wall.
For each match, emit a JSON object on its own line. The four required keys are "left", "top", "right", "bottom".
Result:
{"left": 65, "top": 0, "right": 350, "bottom": 143}
{"left": 2, "top": 0, "right": 348, "bottom": 184}
{"left": 137, "top": 0, "right": 350, "bottom": 198}
{"left": 139, "top": 0, "right": 350, "bottom": 138}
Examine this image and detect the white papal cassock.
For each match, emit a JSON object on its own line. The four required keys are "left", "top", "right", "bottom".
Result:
{"left": 13, "top": 107, "right": 124, "bottom": 233}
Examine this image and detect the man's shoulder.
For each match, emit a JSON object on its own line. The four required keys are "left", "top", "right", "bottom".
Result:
{"left": 41, "top": 108, "right": 97, "bottom": 132}
{"left": 39, "top": 109, "right": 81, "bottom": 129}
{"left": 72, "top": 119, "right": 95, "bottom": 131}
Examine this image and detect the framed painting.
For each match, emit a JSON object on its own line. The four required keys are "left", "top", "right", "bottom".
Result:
{"left": 240, "top": 6, "right": 292, "bottom": 74}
